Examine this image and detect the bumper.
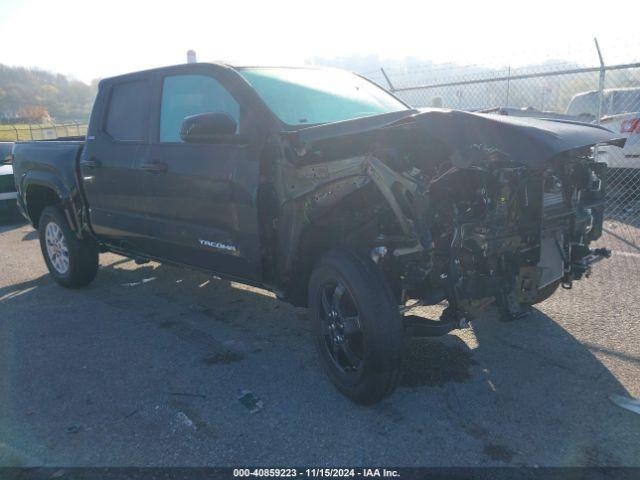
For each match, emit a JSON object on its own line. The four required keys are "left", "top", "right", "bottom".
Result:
{"left": 0, "top": 192, "right": 20, "bottom": 223}
{"left": 597, "top": 146, "right": 640, "bottom": 169}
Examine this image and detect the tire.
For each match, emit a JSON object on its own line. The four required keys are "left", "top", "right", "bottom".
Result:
{"left": 525, "top": 280, "right": 561, "bottom": 306}
{"left": 38, "top": 205, "right": 98, "bottom": 288}
{"left": 308, "top": 249, "right": 403, "bottom": 404}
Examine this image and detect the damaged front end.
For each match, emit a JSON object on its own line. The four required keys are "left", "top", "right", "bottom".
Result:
{"left": 275, "top": 109, "right": 624, "bottom": 328}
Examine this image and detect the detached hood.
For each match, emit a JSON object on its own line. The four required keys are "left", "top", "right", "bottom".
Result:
{"left": 285, "top": 108, "right": 626, "bottom": 169}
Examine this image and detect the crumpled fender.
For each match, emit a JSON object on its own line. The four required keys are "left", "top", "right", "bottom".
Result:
{"left": 276, "top": 152, "right": 425, "bottom": 298}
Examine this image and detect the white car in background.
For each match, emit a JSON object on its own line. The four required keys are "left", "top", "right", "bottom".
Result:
{"left": 0, "top": 142, "right": 19, "bottom": 222}
{"left": 566, "top": 88, "right": 640, "bottom": 175}
{"left": 487, "top": 89, "right": 640, "bottom": 174}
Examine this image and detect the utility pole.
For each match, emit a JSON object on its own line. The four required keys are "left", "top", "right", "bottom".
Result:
{"left": 594, "top": 38, "right": 605, "bottom": 125}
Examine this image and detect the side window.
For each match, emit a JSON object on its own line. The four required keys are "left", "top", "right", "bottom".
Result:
{"left": 611, "top": 91, "right": 640, "bottom": 115}
{"left": 160, "top": 74, "right": 240, "bottom": 142}
{"left": 105, "top": 80, "right": 150, "bottom": 142}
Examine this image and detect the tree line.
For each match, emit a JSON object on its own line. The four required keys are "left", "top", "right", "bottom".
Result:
{"left": 0, "top": 64, "right": 97, "bottom": 123}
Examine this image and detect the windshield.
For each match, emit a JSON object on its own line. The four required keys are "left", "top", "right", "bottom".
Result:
{"left": 238, "top": 67, "right": 409, "bottom": 127}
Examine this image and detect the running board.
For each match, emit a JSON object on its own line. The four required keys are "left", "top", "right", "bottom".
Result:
{"left": 403, "top": 315, "right": 458, "bottom": 337}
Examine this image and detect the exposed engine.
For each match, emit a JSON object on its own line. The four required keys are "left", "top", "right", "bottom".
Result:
{"left": 365, "top": 143, "right": 610, "bottom": 323}
{"left": 275, "top": 109, "right": 620, "bottom": 322}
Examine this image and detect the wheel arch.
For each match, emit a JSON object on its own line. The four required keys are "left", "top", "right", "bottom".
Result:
{"left": 274, "top": 154, "right": 425, "bottom": 307}
{"left": 21, "top": 172, "right": 78, "bottom": 234}
{"left": 277, "top": 182, "right": 402, "bottom": 307}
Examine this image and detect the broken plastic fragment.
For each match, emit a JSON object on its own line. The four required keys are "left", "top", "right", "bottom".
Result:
{"left": 120, "top": 277, "right": 157, "bottom": 287}
{"left": 238, "top": 390, "right": 263, "bottom": 413}
{"left": 173, "top": 411, "right": 196, "bottom": 431}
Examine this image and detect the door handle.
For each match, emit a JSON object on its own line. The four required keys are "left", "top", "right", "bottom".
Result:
{"left": 141, "top": 161, "right": 168, "bottom": 173}
{"left": 80, "top": 158, "right": 102, "bottom": 168}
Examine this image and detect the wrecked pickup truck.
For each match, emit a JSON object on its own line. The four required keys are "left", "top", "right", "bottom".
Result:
{"left": 9, "top": 63, "right": 623, "bottom": 404}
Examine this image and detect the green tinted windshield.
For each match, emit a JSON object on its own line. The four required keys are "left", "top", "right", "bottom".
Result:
{"left": 239, "top": 67, "right": 408, "bottom": 126}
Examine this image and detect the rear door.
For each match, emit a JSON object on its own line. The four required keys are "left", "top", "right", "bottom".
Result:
{"left": 141, "top": 67, "right": 264, "bottom": 281}
{"left": 80, "top": 75, "right": 153, "bottom": 251}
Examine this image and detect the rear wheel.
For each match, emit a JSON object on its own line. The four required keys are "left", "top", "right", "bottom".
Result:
{"left": 308, "top": 249, "right": 403, "bottom": 404}
{"left": 38, "top": 205, "right": 98, "bottom": 288}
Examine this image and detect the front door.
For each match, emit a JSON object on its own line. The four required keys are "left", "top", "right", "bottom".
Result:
{"left": 141, "top": 72, "right": 263, "bottom": 281}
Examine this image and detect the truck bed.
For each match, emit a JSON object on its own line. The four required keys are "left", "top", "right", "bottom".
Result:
{"left": 12, "top": 140, "right": 85, "bottom": 223}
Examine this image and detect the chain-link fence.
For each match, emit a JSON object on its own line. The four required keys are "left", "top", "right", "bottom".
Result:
{"left": 362, "top": 45, "right": 640, "bottom": 272}
{"left": 0, "top": 121, "right": 87, "bottom": 142}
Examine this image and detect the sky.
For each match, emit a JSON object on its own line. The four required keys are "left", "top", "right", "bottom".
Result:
{"left": 1, "top": 0, "right": 639, "bottom": 83}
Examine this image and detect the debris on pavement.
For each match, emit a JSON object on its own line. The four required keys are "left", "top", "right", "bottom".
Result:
{"left": 238, "top": 390, "right": 263, "bottom": 414}
{"left": 65, "top": 424, "right": 81, "bottom": 434}
{"left": 203, "top": 350, "right": 244, "bottom": 365}
{"left": 222, "top": 339, "right": 251, "bottom": 354}
{"left": 124, "top": 409, "right": 139, "bottom": 419}
{"left": 120, "top": 277, "right": 156, "bottom": 287}
{"left": 610, "top": 394, "right": 640, "bottom": 415}
{"left": 173, "top": 411, "right": 197, "bottom": 431}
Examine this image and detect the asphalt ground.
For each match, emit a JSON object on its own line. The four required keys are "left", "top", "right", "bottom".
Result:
{"left": 1, "top": 219, "right": 639, "bottom": 467}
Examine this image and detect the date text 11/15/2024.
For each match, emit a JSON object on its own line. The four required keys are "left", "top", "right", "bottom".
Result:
{"left": 233, "top": 468, "right": 400, "bottom": 477}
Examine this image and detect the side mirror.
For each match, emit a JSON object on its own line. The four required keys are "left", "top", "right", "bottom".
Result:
{"left": 2, "top": 154, "right": 13, "bottom": 166}
{"left": 180, "top": 112, "right": 238, "bottom": 143}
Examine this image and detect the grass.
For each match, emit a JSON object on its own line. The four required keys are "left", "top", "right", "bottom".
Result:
{"left": 0, "top": 123, "right": 88, "bottom": 142}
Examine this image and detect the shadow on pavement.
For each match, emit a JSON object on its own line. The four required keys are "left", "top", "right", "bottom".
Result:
{"left": 397, "top": 305, "right": 638, "bottom": 465}
{"left": 0, "top": 218, "right": 27, "bottom": 232}
{"left": 1, "top": 256, "right": 638, "bottom": 466}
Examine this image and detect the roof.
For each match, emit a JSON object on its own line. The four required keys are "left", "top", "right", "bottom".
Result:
{"left": 99, "top": 63, "right": 338, "bottom": 86}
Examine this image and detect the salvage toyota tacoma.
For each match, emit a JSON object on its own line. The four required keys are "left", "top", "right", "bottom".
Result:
{"left": 9, "top": 63, "right": 623, "bottom": 403}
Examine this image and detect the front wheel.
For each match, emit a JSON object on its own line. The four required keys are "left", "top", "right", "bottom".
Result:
{"left": 523, "top": 280, "right": 561, "bottom": 307}
{"left": 38, "top": 205, "right": 99, "bottom": 288}
{"left": 308, "top": 249, "right": 404, "bottom": 404}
